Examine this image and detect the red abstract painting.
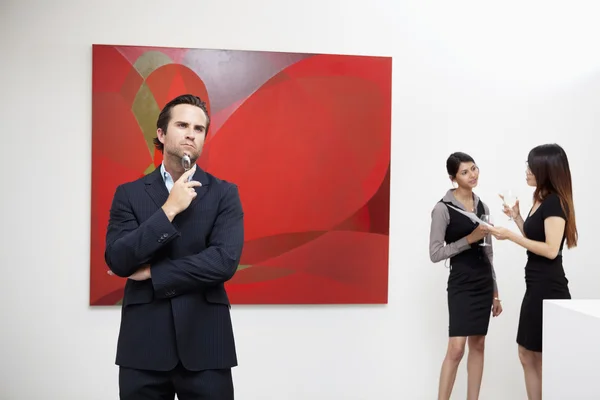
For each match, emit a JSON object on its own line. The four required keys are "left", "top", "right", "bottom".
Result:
{"left": 90, "top": 44, "right": 392, "bottom": 305}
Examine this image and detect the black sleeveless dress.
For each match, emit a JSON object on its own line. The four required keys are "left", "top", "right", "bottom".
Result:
{"left": 517, "top": 193, "right": 571, "bottom": 352}
{"left": 441, "top": 199, "right": 495, "bottom": 337}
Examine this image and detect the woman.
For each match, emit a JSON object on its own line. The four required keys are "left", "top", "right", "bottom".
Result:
{"left": 490, "top": 143, "right": 577, "bottom": 400}
{"left": 429, "top": 152, "right": 503, "bottom": 400}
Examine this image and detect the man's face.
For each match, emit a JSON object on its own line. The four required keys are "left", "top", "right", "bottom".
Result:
{"left": 157, "top": 104, "right": 207, "bottom": 164}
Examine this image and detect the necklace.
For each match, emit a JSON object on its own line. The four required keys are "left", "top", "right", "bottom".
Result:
{"left": 454, "top": 193, "right": 474, "bottom": 212}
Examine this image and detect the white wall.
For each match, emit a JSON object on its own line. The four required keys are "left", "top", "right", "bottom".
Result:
{"left": 1, "top": 0, "right": 599, "bottom": 398}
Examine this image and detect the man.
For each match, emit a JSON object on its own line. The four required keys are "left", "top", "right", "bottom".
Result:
{"left": 105, "top": 94, "right": 244, "bottom": 399}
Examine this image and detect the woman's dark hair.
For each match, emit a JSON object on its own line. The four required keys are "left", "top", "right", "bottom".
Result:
{"left": 527, "top": 143, "right": 577, "bottom": 248}
{"left": 446, "top": 152, "right": 475, "bottom": 178}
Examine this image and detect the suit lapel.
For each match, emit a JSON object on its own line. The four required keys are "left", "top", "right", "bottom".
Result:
{"left": 144, "top": 167, "right": 169, "bottom": 208}
{"left": 144, "top": 164, "right": 210, "bottom": 211}
{"left": 188, "top": 166, "right": 210, "bottom": 210}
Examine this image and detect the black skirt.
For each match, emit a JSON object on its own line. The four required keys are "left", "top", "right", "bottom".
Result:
{"left": 447, "top": 261, "right": 494, "bottom": 337}
{"left": 517, "top": 259, "right": 571, "bottom": 352}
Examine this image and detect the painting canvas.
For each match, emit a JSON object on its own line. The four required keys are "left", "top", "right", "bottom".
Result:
{"left": 90, "top": 44, "right": 392, "bottom": 306}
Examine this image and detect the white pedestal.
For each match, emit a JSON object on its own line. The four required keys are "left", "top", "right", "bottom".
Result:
{"left": 543, "top": 299, "right": 600, "bottom": 399}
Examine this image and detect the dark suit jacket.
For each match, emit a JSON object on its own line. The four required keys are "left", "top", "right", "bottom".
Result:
{"left": 104, "top": 166, "right": 244, "bottom": 372}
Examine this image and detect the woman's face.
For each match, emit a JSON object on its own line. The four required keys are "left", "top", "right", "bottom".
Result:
{"left": 452, "top": 162, "right": 479, "bottom": 189}
{"left": 526, "top": 163, "right": 537, "bottom": 187}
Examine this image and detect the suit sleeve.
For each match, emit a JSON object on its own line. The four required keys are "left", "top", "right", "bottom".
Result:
{"left": 150, "top": 184, "right": 244, "bottom": 299}
{"left": 104, "top": 184, "right": 180, "bottom": 277}
{"left": 429, "top": 202, "right": 471, "bottom": 263}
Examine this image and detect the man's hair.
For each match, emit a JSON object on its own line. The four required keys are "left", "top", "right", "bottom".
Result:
{"left": 152, "top": 94, "right": 211, "bottom": 152}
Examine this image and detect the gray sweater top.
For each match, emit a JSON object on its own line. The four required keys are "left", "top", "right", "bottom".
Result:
{"left": 429, "top": 189, "right": 498, "bottom": 293}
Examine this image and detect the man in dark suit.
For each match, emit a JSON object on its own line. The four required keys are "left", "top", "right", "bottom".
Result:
{"left": 105, "top": 94, "right": 244, "bottom": 400}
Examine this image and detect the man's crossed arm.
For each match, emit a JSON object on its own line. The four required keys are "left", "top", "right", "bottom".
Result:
{"left": 104, "top": 177, "right": 244, "bottom": 298}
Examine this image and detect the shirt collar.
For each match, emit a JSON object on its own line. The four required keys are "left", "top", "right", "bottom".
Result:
{"left": 442, "top": 188, "right": 480, "bottom": 211}
{"left": 160, "top": 162, "right": 196, "bottom": 183}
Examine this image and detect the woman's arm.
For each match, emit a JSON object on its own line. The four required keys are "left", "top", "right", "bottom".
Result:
{"left": 484, "top": 241, "right": 499, "bottom": 295}
{"left": 482, "top": 203, "right": 498, "bottom": 295}
{"left": 429, "top": 202, "right": 471, "bottom": 263}
{"left": 513, "top": 213, "right": 526, "bottom": 236}
{"left": 507, "top": 217, "right": 565, "bottom": 259}
{"left": 494, "top": 194, "right": 567, "bottom": 260}
{"left": 500, "top": 194, "right": 525, "bottom": 235}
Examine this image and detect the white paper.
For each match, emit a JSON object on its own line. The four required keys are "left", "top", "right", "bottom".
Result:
{"left": 445, "top": 204, "right": 493, "bottom": 227}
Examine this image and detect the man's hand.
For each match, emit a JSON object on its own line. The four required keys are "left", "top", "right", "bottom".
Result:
{"left": 108, "top": 265, "right": 151, "bottom": 281}
{"left": 162, "top": 169, "right": 202, "bottom": 221}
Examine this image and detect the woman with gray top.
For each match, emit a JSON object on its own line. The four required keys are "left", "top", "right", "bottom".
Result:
{"left": 429, "top": 152, "right": 502, "bottom": 400}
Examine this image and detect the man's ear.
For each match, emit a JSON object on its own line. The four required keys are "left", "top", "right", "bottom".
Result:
{"left": 156, "top": 128, "right": 166, "bottom": 144}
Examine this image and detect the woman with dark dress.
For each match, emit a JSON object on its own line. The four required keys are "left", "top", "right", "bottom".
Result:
{"left": 490, "top": 143, "right": 577, "bottom": 400}
{"left": 429, "top": 152, "right": 503, "bottom": 400}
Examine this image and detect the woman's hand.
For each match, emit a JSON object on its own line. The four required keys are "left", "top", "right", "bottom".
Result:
{"left": 492, "top": 298, "right": 503, "bottom": 317}
{"left": 499, "top": 194, "right": 521, "bottom": 220}
{"left": 489, "top": 226, "right": 513, "bottom": 241}
{"left": 467, "top": 224, "right": 490, "bottom": 244}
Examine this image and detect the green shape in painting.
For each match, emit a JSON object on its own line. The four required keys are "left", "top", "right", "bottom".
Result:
{"left": 132, "top": 82, "right": 161, "bottom": 158}
{"left": 133, "top": 51, "right": 173, "bottom": 79}
{"left": 143, "top": 163, "right": 157, "bottom": 176}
